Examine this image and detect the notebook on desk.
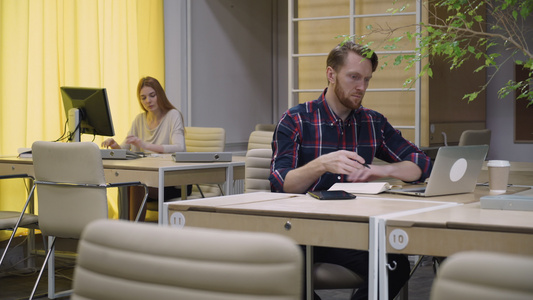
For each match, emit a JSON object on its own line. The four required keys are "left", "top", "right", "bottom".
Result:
{"left": 386, "top": 145, "right": 489, "bottom": 197}
{"left": 100, "top": 149, "right": 144, "bottom": 160}
{"left": 171, "top": 152, "right": 232, "bottom": 162}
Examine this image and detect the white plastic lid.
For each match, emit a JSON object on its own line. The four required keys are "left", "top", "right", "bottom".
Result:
{"left": 487, "top": 160, "right": 510, "bottom": 167}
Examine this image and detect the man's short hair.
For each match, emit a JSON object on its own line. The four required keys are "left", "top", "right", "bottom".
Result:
{"left": 326, "top": 41, "right": 379, "bottom": 73}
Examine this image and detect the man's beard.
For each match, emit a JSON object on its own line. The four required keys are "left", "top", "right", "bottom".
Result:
{"left": 334, "top": 79, "right": 363, "bottom": 110}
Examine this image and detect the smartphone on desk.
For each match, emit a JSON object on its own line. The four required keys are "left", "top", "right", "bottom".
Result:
{"left": 307, "top": 190, "right": 356, "bottom": 200}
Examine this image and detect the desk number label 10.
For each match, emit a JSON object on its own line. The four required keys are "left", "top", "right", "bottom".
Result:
{"left": 389, "top": 229, "right": 409, "bottom": 250}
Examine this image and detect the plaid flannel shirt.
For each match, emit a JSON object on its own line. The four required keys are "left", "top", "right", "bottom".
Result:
{"left": 269, "top": 89, "right": 432, "bottom": 192}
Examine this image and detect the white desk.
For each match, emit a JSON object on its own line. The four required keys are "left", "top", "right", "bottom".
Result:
{"left": 0, "top": 155, "right": 245, "bottom": 224}
{"left": 165, "top": 192, "right": 460, "bottom": 300}
{"left": 381, "top": 199, "right": 533, "bottom": 298}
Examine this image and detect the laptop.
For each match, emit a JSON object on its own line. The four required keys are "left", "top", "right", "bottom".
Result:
{"left": 100, "top": 149, "right": 144, "bottom": 160}
{"left": 386, "top": 145, "right": 489, "bottom": 197}
{"left": 171, "top": 152, "right": 233, "bottom": 162}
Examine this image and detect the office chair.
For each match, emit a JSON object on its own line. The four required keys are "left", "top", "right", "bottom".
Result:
{"left": 71, "top": 219, "right": 302, "bottom": 300}
{"left": 243, "top": 132, "right": 273, "bottom": 193}
{"left": 430, "top": 251, "right": 533, "bottom": 300}
{"left": 185, "top": 126, "right": 226, "bottom": 198}
{"left": 313, "top": 262, "right": 364, "bottom": 290}
{"left": 28, "top": 141, "right": 148, "bottom": 299}
{"left": 185, "top": 126, "right": 226, "bottom": 152}
{"left": 244, "top": 148, "right": 273, "bottom": 193}
{"left": 0, "top": 174, "right": 39, "bottom": 270}
{"left": 254, "top": 123, "right": 277, "bottom": 131}
{"left": 458, "top": 129, "right": 491, "bottom": 146}
{"left": 145, "top": 127, "right": 226, "bottom": 221}
{"left": 247, "top": 130, "right": 273, "bottom": 151}
{"left": 243, "top": 147, "right": 365, "bottom": 294}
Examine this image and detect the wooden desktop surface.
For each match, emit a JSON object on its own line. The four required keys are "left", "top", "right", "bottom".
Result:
{"left": 385, "top": 199, "right": 533, "bottom": 257}
{"left": 347, "top": 181, "right": 529, "bottom": 205}
{"left": 380, "top": 166, "right": 533, "bottom": 263}
{"left": 167, "top": 192, "right": 465, "bottom": 300}
{"left": 0, "top": 157, "right": 34, "bottom": 177}
{"left": 168, "top": 192, "right": 458, "bottom": 250}
{"left": 0, "top": 155, "right": 245, "bottom": 187}
{"left": 1, "top": 155, "right": 245, "bottom": 224}
{"left": 167, "top": 180, "right": 532, "bottom": 249}
{"left": 380, "top": 200, "right": 533, "bottom": 298}
{"left": 167, "top": 165, "right": 532, "bottom": 300}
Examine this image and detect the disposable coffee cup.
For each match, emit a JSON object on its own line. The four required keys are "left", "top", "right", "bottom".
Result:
{"left": 487, "top": 160, "right": 510, "bottom": 194}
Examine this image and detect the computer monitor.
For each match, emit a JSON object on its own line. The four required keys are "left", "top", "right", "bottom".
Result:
{"left": 60, "top": 86, "right": 115, "bottom": 142}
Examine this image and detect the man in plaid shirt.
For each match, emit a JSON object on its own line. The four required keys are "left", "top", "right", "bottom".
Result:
{"left": 269, "top": 41, "right": 432, "bottom": 299}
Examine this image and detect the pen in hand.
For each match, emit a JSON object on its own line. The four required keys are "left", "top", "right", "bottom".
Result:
{"left": 353, "top": 159, "right": 371, "bottom": 169}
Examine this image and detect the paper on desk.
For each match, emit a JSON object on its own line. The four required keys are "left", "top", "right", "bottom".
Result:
{"left": 328, "top": 182, "right": 391, "bottom": 194}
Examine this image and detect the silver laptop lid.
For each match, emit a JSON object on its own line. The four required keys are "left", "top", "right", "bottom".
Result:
{"left": 423, "top": 145, "right": 489, "bottom": 196}
{"left": 172, "top": 152, "right": 232, "bottom": 162}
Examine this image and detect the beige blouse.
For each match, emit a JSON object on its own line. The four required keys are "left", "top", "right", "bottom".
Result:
{"left": 121, "top": 109, "right": 185, "bottom": 153}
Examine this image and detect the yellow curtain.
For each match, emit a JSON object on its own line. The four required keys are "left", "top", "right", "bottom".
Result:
{"left": 0, "top": 0, "right": 165, "bottom": 240}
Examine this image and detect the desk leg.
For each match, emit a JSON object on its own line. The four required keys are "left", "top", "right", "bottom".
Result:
{"left": 378, "top": 218, "right": 389, "bottom": 300}
{"left": 225, "top": 165, "right": 233, "bottom": 195}
{"left": 118, "top": 187, "right": 129, "bottom": 220}
{"left": 306, "top": 245, "right": 313, "bottom": 300}
{"left": 368, "top": 217, "right": 379, "bottom": 300}
{"left": 158, "top": 170, "right": 165, "bottom": 225}
{"left": 27, "top": 178, "right": 36, "bottom": 269}
{"left": 181, "top": 185, "right": 188, "bottom": 200}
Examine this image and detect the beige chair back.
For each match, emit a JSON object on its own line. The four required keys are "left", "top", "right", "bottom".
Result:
{"left": 244, "top": 148, "right": 273, "bottom": 193}
{"left": 254, "top": 123, "right": 276, "bottom": 131}
{"left": 0, "top": 174, "right": 39, "bottom": 269}
{"left": 182, "top": 126, "right": 227, "bottom": 199}
{"left": 458, "top": 129, "right": 491, "bottom": 146}
{"left": 32, "top": 141, "right": 108, "bottom": 239}
{"left": 247, "top": 130, "right": 273, "bottom": 150}
{"left": 185, "top": 126, "right": 225, "bottom": 152}
{"left": 313, "top": 262, "right": 364, "bottom": 290}
{"left": 430, "top": 251, "right": 533, "bottom": 300}
{"left": 72, "top": 219, "right": 302, "bottom": 300}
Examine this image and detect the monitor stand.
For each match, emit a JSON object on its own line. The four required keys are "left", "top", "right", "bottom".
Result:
{"left": 68, "top": 108, "right": 81, "bottom": 142}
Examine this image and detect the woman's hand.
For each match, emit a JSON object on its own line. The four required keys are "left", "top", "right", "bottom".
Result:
{"left": 101, "top": 138, "right": 120, "bottom": 149}
{"left": 124, "top": 135, "right": 145, "bottom": 150}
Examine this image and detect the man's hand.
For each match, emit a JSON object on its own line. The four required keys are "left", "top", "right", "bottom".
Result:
{"left": 348, "top": 161, "right": 422, "bottom": 183}
{"left": 347, "top": 165, "right": 384, "bottom": 182}
{"left": 284, "top": 151, "right": 423, "bottom": 193}
{"left": 319, "top": 150, "right": 368, "bottom": 175}
{"left": 283, "top": 150, "right": 369, "bottom": 193}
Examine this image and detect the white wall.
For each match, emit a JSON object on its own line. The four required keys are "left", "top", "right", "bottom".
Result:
{"left": 164, "top": 0, "right": 188, "bottom": 113}
{"left": 164, "top": 0, "right": 288, "bottom": 152}
{"left": 486, "top": 14, "right": 533, "bottom": 162}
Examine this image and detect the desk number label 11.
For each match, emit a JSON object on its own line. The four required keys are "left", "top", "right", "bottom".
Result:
{"left": 170, "top": 212, "right": 186, "bottom": 228}
{"left": 389, "top": 229, "right": 409, "bottom": 250}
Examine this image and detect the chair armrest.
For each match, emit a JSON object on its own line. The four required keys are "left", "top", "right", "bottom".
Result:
{"left": 34, "top": 180, "right": 149, "bottom": 223}
{"left": 107, "top": 181, "right": 145, "bottom": 188}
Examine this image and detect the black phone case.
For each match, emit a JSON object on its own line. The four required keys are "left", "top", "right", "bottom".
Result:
{"left": 307, "top": 190, "right": 356, "bottom": 200}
